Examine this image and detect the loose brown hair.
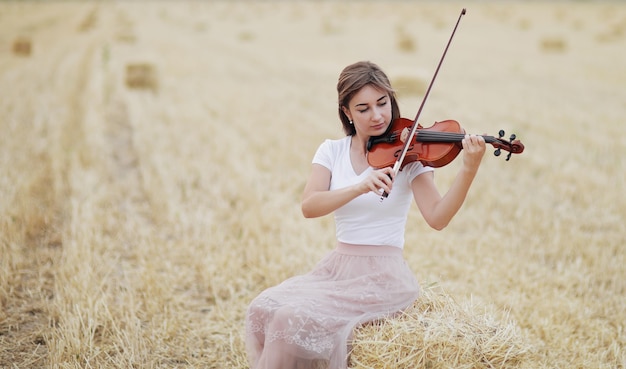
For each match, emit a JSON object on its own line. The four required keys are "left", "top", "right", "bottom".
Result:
{"left": 336, "top": 61, "right": 400, "bottom": 136}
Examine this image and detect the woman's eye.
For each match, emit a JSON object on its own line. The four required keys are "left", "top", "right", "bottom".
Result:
{"left": 358, "top": 108, "right": 368, "bottom": 113}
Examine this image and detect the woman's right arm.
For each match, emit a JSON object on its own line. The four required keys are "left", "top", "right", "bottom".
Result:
{"left": 301, "top": 164, "right": 395, "bottom": 218}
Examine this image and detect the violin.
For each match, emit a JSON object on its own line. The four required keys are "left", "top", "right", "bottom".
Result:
{"left": 367, "top": 8, "right": 524, "bottom": 199}
{"left": 367, "top": 117, "right": 525, "bottom": 169}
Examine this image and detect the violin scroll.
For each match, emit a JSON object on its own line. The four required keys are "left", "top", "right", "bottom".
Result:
{"left": 491, "top": 129, "right": 524, "bottom": 161}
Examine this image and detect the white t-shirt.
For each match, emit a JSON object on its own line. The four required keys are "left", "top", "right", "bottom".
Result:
{"left": 312, "top": 136, "right": 434, "bottom": 249}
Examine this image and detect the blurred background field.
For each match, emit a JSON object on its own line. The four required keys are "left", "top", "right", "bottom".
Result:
{"left": 0, "top": 1, "right": 624, "bottom": 368}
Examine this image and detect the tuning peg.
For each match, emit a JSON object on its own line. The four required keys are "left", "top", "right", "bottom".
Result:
{"left": 494, "top": 148, "right": 501, "bottom": 157}
{"left": 506, "top": 151, "right": 512, "bottom": 161}
{"left": 509, "top": 133, "right": 516, "bottom": 141}
{"left": 498, "top": 130, "right": 505, "bottom": 138}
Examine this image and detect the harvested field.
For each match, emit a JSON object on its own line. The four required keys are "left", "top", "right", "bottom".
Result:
{"left": 1, "top": 1, "right": 624, "bottom": 368}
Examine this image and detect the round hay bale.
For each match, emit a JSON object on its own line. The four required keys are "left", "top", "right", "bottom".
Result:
{"left": 125, "top": 63, "right": 158, "bottom": 92}
{"left": 12, "top": 37, "right": 32, "bottom": 56}
{"left": 349, "top": 285, "right": 536, "bottom": 369}
{"left": 391, "top": 75, "right": 427, "bottom": 97}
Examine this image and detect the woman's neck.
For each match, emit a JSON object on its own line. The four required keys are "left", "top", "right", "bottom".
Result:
{"left": 351, "top": 134, "right": 369, "bottom": 156}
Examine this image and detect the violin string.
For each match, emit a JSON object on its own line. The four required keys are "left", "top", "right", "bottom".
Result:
{"left": 388, "top": 129, "right": 513, "bottom": 147}
{"left": 414, "top": 131, "right": 504, "bottom": 144}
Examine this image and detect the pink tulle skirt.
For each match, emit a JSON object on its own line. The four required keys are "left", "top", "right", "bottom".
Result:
{"left": 245, "top": 243, "right": 421, "bottom": 369}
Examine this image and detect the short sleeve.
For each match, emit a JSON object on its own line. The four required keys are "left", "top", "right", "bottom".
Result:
{"left": 402, "top": 161, "right": 435, "bottom": 184}
{"left": 312, "top": 139, "right": 334, "bottom": 171}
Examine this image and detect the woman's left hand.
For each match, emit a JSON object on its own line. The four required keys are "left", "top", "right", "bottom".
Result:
{"left": 461, "top": 134, "right": 486, "bottom": 172}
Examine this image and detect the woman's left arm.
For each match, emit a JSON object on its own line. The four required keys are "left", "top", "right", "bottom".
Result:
{"left": 412, "top": 134, "right": 486, "bottom": 230}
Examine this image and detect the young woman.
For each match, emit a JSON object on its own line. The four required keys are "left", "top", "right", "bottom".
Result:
{"left": 245, "top": 61, "right": 486, "bottom": 369}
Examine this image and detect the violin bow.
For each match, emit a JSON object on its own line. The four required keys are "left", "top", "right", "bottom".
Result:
{"left": 381, "top": 8, "right": 466, "bottom": 200}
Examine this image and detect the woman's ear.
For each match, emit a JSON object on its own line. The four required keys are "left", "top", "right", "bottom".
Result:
{"left": 341, "top": 106, "right": 352, "bottom": 122}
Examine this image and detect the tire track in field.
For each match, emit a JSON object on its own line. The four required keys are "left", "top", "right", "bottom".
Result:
{"left": 101, "top": 96, "right": 157, "bottom": 233}
{"left": 0, "top": 3, "right": 152, "bottom": 368}
{"left": 99, "top": 7, "right": 155, "bottom": 229}
{"left": 0, "top": 5, "right": 113, "bottom": 367}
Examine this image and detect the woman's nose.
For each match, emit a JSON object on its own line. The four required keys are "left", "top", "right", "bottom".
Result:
{"left": 372, "top": 107, "right": 383, "bottom": 121}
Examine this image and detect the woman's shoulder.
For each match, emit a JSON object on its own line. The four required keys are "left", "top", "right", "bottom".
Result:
{"left": 317, "top": 136, "right": 350, "bottom": 153}
{"left": 313, "top": 136, "right": 350, "bottom": 168}
{"left": 323, "top": 135, "right": 351, "bottom": 145}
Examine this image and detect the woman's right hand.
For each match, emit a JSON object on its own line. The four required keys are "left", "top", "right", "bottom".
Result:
{"left": 356, "top": 167, "right": 395, "bottom": 195}
{"left": 302, "top": 164, "right": 395, "bottom": 218}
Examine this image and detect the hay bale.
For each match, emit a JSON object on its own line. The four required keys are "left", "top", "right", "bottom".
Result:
{"left": 78, "top": 9, "right": 97, "bottom": 32}
{"left": 125, "top": 63, "right": 158, "bottom": 91}
{"left": 395, "top": 25, "right": 417, "bottom": 54}
{"left": 12, "top": 37, "right": 32, "bottom": 56}
{"left": 349, "top": 285, "right": 536, "bottom": 369}
{"left": 115, "top": 30, "right": 136, "bottom": 43}
{"left": 238, "top": 31, "right": 255, "bottom": 42}
{"left": 391, "top": 75, "right": 427, "bottom": 97}
{"left": 595, "top": 22, "right": 625, "bottom": 43}
{"left": 321, "top": 19, "right": 341, "bottom": 35}
{"left": 540, "top": 36, "right": 567, "bottom": 52}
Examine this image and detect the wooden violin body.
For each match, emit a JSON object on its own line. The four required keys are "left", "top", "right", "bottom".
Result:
{"left": 367, "top": 117, "right": 525, "bottom": 169}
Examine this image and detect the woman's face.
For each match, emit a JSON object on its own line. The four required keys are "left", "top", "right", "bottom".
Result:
{"left": 343, "top": 84, "right": 392, "bottom": 138}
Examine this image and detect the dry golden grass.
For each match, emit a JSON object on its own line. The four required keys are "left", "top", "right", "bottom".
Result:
{"left": 1, "top": 1, "right": 625, "bottom": 368}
